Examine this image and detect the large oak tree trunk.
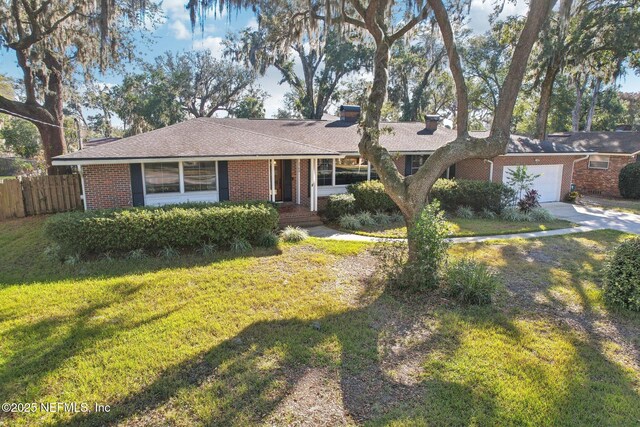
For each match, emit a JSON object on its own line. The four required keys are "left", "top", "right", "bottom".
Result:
{"left": 534, "top": 63, "right": 560, "bottom": 139}
{"left": 38, "top": 123, "right": 68, "bottom": 174}
{"left": 571, "top": 75, "right": 587, "bottom": 131}
{"left": 585, "top": 77, "right": 601, "bottom": 131}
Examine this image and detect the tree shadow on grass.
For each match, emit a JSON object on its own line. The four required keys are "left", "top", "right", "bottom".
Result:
{"left": 0, "top": 283, "right": 180, "bottom": 406}
{"left": 0, "top": 246, "right": 283, "bottom": 288}
{"left": 53, "top": 294, "right": 485, "bottom": 427}
{"left": 54, "top": 286, "right": 640, "bottom": 426}
{"left": 5, "top": 230, "right": 640, "bottom": 426}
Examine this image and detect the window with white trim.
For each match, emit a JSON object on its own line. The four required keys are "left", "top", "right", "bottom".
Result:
{"left": 144, "top": 161, "right": 218, "bottom": 194}
{"left": 317, "top": 157, "right": 374, "bottom": 186}
{"left": 317, "top": 159, "right": 333, "bottom": 186}
{"left": 410, "top": 155, "right": 429, "bottom": 175}
{"left": 144, "top": 162, "right": 180, "bottom": 194}
{"left": 588, "top": 155, "right": 610, "bottom": 170}
{"left": 183, "top": 161, "right": 217, "bottom": 192}
{"left": 335, "top": 157, "right": 369, "bottom": 185}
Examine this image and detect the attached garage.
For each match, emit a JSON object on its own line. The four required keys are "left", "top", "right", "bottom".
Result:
{"left": 503, "top": 164, "right": 564, "bottom": 202}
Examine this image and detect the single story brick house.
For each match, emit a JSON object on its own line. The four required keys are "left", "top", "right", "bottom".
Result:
{"left": 53, "top": 108, "right": 598, "bottom": 215}
{"left": 545, "top": 132, "right": 640, "bottom": 197}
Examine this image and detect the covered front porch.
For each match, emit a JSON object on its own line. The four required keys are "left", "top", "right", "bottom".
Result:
{"left": 266, "top": 155, "right": 382, "bottom": 213}
{"left": 266, "top": 157, "right": 334, "bottom": 213}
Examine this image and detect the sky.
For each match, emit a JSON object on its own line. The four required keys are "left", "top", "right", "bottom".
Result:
{"left": 1, "top": 0, "right": 639, "bottom": 121}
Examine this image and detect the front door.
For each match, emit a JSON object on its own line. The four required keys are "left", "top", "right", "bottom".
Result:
{"left": 274, "top": 160, "right": 293, "bottom": 202}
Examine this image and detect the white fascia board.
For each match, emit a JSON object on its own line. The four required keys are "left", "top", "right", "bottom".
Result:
{"left": 52, "top": 154, "right": 345, "bottom": 166}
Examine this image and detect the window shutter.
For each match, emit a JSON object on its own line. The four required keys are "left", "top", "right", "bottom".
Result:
{"left": 404, "top": 155, "right": 413, "bottom": 176}
{"left": 218, "top": 161, "right": 229, "bottom": 201}
{"left": 129, "top": 163, "right": 144, "bottom": 207}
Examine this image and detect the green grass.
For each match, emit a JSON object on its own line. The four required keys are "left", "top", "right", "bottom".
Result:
{"left": 1, "top": 217, "right": 639, "bottom": 426}
{"left": 345, "top": 217, "right": 574, "bottom": 239}
{"left": 0, "top": 175, "right": 16, "bottom": 181}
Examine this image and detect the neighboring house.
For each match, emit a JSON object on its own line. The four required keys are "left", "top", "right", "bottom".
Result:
{"left": 548, "top": 132, "right": 640, "bottom": 197}
{"left": 52, "top": 106, "right": 592, "bottom": 213}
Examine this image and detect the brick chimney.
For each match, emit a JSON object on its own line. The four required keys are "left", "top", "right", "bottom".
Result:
{"left": 424, "top": 114, "right": 440, "bottom": 133}
{"left": 339, "top": 105, "right": 361, "bottom": 122}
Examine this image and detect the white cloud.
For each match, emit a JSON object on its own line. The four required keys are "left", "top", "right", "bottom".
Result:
{"left": 161, "top": 0, "right": 217, "bottom": 37}
{"left": 254, "top": 68, "right": 288, "bottom": 118}
{"left": 246, "top": 17, "right": 259, "bottom": 30}
{"left": 169, "top": 20, "right": 190, "bottom": 40}
{"left": 467, "top": 0, "right": 529, "bottom": 33}
{"left": 192, "top": 36, "right": 224, "bottom": 57}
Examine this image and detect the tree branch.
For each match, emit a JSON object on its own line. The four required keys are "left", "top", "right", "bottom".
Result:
{"left": 427, "top": 0, "right": 469, "bottom": 136}
{"left": 492, "top": 0, "right": 556, "bottom": 139}
{"left": 389, "top": 6, "right": 431, "bottom": 43}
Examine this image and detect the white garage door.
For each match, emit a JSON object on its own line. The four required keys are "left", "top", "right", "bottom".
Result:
{"left": 503, "top": 164, "right": 563, "bottom": 202}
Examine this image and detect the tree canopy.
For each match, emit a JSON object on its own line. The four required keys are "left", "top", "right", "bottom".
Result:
{"left": 223, "top": 1, "right": 372, "bottom": 119}
{"left": 0, "top": 0, "right": 159, "bottom": 171}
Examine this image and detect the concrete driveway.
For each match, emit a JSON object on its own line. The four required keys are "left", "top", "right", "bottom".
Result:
{"left": 544, "top": 202, "right": 640, "bottom": 235}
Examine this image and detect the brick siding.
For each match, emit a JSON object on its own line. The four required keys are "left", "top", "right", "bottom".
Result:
{"left": 83, "top": 164, "right": 133, "bottom": 210}
{"left": 455, "top": 158, "right": 491, "bottom": 181}
{"left": 573, "top": 155, "right": 637, "bottom": 197}
{"left": 299, "top": 159, "right": 310, "bottom": 207}
{"left": 228, "top": 160, "right": 270, "bottom": 202}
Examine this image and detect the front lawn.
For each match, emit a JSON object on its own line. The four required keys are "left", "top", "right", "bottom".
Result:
{"left": 0, "top": 217, "right": 638, "bottom": 426}
{"left": 343, "top": 217, "right": 574, "bottom": 239}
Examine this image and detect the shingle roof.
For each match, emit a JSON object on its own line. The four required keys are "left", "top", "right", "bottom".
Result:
{"left": 508, "top": 135, "right": 593, "bottom": 154}
{"left": 54, "top": 118, "right": 339, "bottom": 162}
{"left": 547, "top": 132, "right": 640, "bottom": 154}
{"left": 53, "top": 117, "right": 595, "bottom": 163}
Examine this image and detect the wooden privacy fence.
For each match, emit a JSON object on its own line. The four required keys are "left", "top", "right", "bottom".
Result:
{"left": 0, "top": 174, "right": 83, "bottom": 220}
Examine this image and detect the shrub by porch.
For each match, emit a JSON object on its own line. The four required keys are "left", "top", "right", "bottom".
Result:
{"left": 45, "top": 201, "right": 278, "bottom": 255}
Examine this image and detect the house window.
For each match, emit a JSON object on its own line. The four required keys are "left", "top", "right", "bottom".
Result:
{"left": 335, "top": 157, "right": 369, "bottom": 185}
{"left": 317, "top": 157, "right": 374, "bottom": 186}
{"left": 144, "top": 162, "right": 180, "bottom": 194}
{"left": 588, "top": 155, "right": 610, "bottom": 170}
{"left": 411, "top": 155, "right": 429, "bottom": 175}
{"left": 318, "top": 159, "right": 333, "bottom": 186}
{"left": 183, "top": 161, "right": 217, "bottom": 192}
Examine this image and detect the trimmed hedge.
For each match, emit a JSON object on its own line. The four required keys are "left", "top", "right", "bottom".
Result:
{"left": 430, "top": 178, "right": 515, "bottom": 214}
{"left": 325, "top": 194, "right": 356, "bottom": 220}
{"left": 347, "top": 180, "right": 398, "bottom": 213}
{"left": 619, "top": 162, "right": 640, "bottom": 199}
{"left": 604, "top": 236, "right": 640, "bottom": 311}
{"left": 45, "top": 201, "right": 279, "bottom": 255}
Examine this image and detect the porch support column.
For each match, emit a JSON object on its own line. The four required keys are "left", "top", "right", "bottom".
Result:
{"left": 296, "top": 159, "right": 301, "bottom": 205}
{"left": 310, "top": 158, "right": 318, "bottom": 212}
{"left": 270, "top": 159, "right": 276, "bottom": 202}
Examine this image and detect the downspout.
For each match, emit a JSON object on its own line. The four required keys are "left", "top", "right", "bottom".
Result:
{"left": 571, "top": 154, "right": 590, "bottom": 192}
{"left": 78, "top": 165, "right": 87, "bottom": 211}
{"left": 484, "top": 159, "right": 494, "bottom": 182}
{"left": 296, "top": 159, "right": 301, "bottom": 205}
{"left": 270, "top": 159, "right": 276, "bottom": 202}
